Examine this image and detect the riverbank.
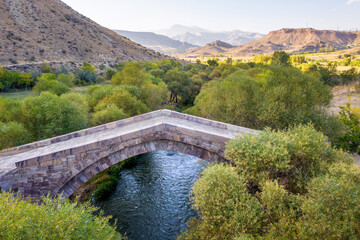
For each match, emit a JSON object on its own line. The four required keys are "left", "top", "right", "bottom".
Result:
{"left": 69, "top": 156, "right": 138, "bottom": 202}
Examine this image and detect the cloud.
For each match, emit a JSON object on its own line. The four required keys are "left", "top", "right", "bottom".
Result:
{"left": 347, "top": 0, "right": 360, "bottom": 4}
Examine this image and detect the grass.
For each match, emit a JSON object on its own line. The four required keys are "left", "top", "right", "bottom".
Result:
{"left": 0, "top": 89, "right": 34, "bottom": 99}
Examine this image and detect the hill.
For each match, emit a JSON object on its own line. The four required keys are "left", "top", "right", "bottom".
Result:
{"left": 232, "top": 28, "right": 360, "bottom": 56}
{"left": 113, "top": 30, "right": 198, "bottom": 54}
{"left": 0, "top": 0, "right": 165, "bottom": 67}
{"left": 177, "top": 40, "right": 234, "bottom": 58}
{"left": 155, "top": 24, "right": 264, "bottom": 46}
{"left": 178, "top": 28, "right": 360, "bottom": 58}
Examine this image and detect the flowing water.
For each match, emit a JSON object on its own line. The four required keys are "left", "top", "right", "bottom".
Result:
{"left": 96, "top": 150, "right": 209, "bottom": 240}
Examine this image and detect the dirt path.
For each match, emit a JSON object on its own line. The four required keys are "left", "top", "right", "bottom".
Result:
{"left": 330, "top": 85, "right": 360, "bottom": 114}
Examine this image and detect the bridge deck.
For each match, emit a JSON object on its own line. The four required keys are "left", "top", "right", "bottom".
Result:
{"left": 0, "top": 110, "right": 257, "bottom": 177}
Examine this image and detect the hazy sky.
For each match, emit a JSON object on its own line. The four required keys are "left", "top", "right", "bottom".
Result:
{"left": 61, "top": 0, "right": 360, "bottom": 34}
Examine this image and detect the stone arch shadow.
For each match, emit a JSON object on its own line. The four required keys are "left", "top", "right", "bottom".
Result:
{"left": 57, "top": 140, "right": 226, "bottom": 199}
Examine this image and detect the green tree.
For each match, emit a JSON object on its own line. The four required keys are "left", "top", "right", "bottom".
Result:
{"left": 92, "top": 104, "right": 128, "bottom": 125}
{"left": 81, "top": 61, "right": 97, "bottom": 74}
{"left": 20, "top": 92, "right": 88, "bottom": 139}
{"left": 271, "top": 51, "right": 290, "bottom": 66}
{"left": 0, "top": 192, "right": 125, "bottom": 240}
{"left": 111, "top": 62, "right": 146, "bottom": 86}
{"left": 40, "top": 62, "right": 52, "bottom": 73}
{"left": 33, "top": 74, "right": 70, "bottom": 96}
{"left": 0, "top": 122, "right": 33, "bottom": 150}
{"left": 164, "top": 69, "right": 192, "bottom": 104}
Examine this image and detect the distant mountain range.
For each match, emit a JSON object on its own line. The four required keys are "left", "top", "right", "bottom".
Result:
{"left": 177, "top": 28, "right": 360, "bottom": 58}
{"left": 113, "top": 30, "right": 199, "bottom": 54}
{"left": 0, "top": 0, "right": 165, "bottom": 67}
{"left": 155, "top": 24, "right": 265, "bottom": 46}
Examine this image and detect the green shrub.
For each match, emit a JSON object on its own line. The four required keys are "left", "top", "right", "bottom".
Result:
{"left": 92, "top": 104, "right": 128, "bottom": 125}
{"left": 337, "top": 102, "right": 360, "bottom": 154}
{"left": 0, "top": 192, "right": 125, "bottom": 240}
{"left": 33, "top": 74, "right": 70, "bottom": 96}
{"left": 180, "top": 125, "right": 355, "bottom": 240}
{"left": 0, "top": 122, "right": 33, "bottom": 150}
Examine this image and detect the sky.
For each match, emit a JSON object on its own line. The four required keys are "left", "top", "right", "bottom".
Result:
{"left": 61, "top": 0, "right": 360, "bottom": 34}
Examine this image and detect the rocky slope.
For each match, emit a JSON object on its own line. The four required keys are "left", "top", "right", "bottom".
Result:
{"left": 177, "top": 40, "right": 234, "bottom": 58}
{"left": 179, "top": 28, "right": 360, "bottom": 58}
{"left": 0, "top": 0, "right": 165, "bottom": 67}
{"left": 113, "top": 30, "right": 198, "bottom": 54}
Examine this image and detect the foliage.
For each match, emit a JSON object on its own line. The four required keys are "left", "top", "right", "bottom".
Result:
{"left": 33, "top": 74, "right": 71, "bottom": 96}
{"left": 81, "top": 61, "right": 97, "bottom": 74}
{"left": 40, "top": 62, "right": 52, "bottom": 73}
{"left": 20, "top": 92, "right": 88, "bottom": 139}
{"left": 179, "top": 164, "right": 265, "bottom": 240}
{"left": 337, "top": 101, "right": 360, "bottom": 154}
{"left": 271, "top": 51, "right": 290, "bottom": 66}
{"left": 0, "top": 69, "right": 34, "bottom": 92}
{"left": 111, "top": 62, "right": 146, "bottom": 86}
{"left": 0, "top": 122, "right": 33, "bottom": 150}
{"left": 106, "top": 68, "right": 117, "bottom": 80}
{"left": 188, "top": 65, "right": 333, "bottom": 134}
{"left": 0, "top": 192, "right": 125, "bottom": 240}
{"left": 164, "top": 69, "right": 192, "bottom": 104}
{"left": 92, "top": 104, "right": 128, "bottom": 125}
{"left": 180, "top": 125, "right": 355, "bottom": 240}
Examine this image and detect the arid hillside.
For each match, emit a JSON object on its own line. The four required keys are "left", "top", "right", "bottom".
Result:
{"left": 179, "top": 28, "right": 360, "bottom": 58}
{"left": 0, "top": 0, "right": 165, "bottom": 67}
{"left": 177, "top": 40, "right": 234, "bottom": 58}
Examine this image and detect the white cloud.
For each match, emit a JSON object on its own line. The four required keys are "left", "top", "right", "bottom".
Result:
{"left": 347, "top": 0, "right": 360, "bottom": 4}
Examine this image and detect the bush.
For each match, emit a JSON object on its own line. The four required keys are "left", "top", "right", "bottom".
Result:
{"left": 33, "top": 75, "right": 71, "bottom": 96}
{"left": 180, "top": 125, "right": 355, "bottom": 240}
{"left": 40, "top": 62, "right": 52, "bottom": 73}
{"left": 0, "top": 122, "right": 33, "bottom": 150}
{"left": 337, "top": 102, "right": 360, "bottom": 154}
{"left": 92, "top": 104, "right": 128, "bottom": 125}
{"left": 21, "top": 92, "right": 88, "bottom": 139}
{"left": 0, "top": 192, "right": 124, "bottom": 240}
{"left": 189, "top": 65, "right": 332, "bottom": 132}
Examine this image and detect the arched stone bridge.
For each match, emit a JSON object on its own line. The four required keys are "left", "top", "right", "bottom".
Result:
{"left": 0, "top": 110, "right": 257, "bottom": 201}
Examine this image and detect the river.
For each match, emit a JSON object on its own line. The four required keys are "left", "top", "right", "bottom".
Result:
{"left": 96, "top": 150, "right": 209, "bottom": 240}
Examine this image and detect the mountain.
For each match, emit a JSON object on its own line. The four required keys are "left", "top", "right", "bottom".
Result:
{"left": 0, "top": 0, "right": 165, "bottom": 67}
{"left": 155, "top": 24, "right": 265, "bottom": 46}
{"left": 178, "top": 28, "right": 360, "bottom": 58}
{"left": 177, "top": 40, "right": 234, "bottom": 58}
{"left": 231, "top": 28, "right": 360, "bottom": 56}
{"left": 113, "top": 30, "right": 199, "bottom": 54}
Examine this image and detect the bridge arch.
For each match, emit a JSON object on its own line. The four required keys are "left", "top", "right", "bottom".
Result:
{"left": 0, "top": 110, "right": 257, "bottom": 201}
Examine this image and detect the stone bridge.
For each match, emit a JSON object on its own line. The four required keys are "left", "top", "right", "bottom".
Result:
{"left": 0, "top": 110, "right": 257, "bottom": 201}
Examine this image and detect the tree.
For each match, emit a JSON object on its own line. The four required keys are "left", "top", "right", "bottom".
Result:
{"left": 164, "top": 69, "right": 192, "bottom": 104}
{"left": 187, "top": 65, "right": 333, "bottom": 133}
{"left": 20, "top": 92, "right": 88, "bottom": 139}
{"left": 0, "top": 192, "right": 125, "bottom": 240}
{"left": 271, "top": 51, "right": 290, "bottom": 66}
{"left": 140, "top": 81, "right": 168, "bottom": 110}
{"left": 40, "top": 62, "right": 52, "bottom": 73}
{"left": 33, "top": 74, "right": 70, "bottom": 96}
{"left": 180, "top": 125, "right": 354, "bottom": 240}
{"left": 92, "top": 104, "right": 128, "bottom": 125}
{"left": 81, "top": 61, "right": 97, "bottom": 74}
{"left": 0, "top": 122, "right": 33, "bottom": 150}
{"left": 111, "top": 62, "right": 146, "bottom": 86}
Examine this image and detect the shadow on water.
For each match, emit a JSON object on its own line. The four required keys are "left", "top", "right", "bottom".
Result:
{"left": 95, "top": 150, "right": 209, "bottom": 240}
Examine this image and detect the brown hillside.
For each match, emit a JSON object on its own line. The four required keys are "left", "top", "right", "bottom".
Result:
{"left": 177, "top": 40, "right": 234, "bottom": 58}
{"left": 232, "top": 28, "right": 360, "bottom": 56}
{"left": 0, "top": 0, "right": 165, "bottom": 67}
{"left": 179, "top": 28, "right": 360, "bottom": 58}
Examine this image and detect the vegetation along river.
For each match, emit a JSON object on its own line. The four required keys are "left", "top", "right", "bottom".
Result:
{"left": 96, "top": 150, "right": 209, "bottom": 240}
